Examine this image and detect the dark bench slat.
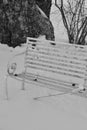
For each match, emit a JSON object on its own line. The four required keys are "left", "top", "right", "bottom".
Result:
{"left": 25, "top": 58, "right": 85, "bottom": 76}
{"left": 9, "top": 73, "right": 74, "bottom": 93}
{"left": 27, "top": 47, "right": 87, "bottom": 62}
{"left": 18, "top": 72, "right": 77, "bottom": 91}
{"left": 28, "top": 48, "right": 87, "bottom": 61}
{"left": 26, "top": 52, "right": 86, "bottom": 68}
{"left": 28, "top": 42, "right": 87, "bottom": 56}
{"left": 28, "top": 38, "right": 87, "bottom": 52}
{"left": 29, "top": 45, "right": 87, "bottom": 57}
{"left": 24, "top": 72, "right": 77, "bottom": 87}
{"left": 26, "top": 55, "right": 86, "bottom": 72}
{"left": 25, "top": 63, "right": 85, "bottom": 79}
{"left": 25, "top": 67, "right": 85, "bottom": 87}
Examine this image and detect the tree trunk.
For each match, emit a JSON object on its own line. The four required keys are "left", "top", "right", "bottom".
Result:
{"left": 68, "top": 33, "right": 74, "bottom": 44}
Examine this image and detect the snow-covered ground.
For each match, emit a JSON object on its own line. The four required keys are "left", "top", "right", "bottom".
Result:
{"left": 0, "top": 2, "right": 87, "bottom": 130}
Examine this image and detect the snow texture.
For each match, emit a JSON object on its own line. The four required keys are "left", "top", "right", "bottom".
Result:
{"left": 0, "top": 1, "right": 87, "bottom": 130}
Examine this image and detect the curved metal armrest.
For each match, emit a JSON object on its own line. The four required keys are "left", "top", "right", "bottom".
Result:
{"left": 7, "top": 62, "right": 17, "bottom": 75}
{"left": 6, "top": 50, "right": 26, "bottom": 76}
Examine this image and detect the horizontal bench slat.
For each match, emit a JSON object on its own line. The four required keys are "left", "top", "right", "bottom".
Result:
{"left": 18, "top": 72, "right": 74, "bottom": 93}
{"left": 25, "top": 57, "right": 86, "bottom": 74}
{"left": 28, "top": 38, "right": 87, "bottom": 51}
{"left": 26, "top": 53, "right": 86, "bottom": 69}
{"left": 28, "top": 46, "right": 87, "bottom": 56}
{"left": 27, "top": 50, "right": 86, "bottom": 66}
{"left": 22, "top": 72, "right": 78, "bottom": 89}
{"left": 25, "top": 62, "right": 85, "bottom": 79}
{"left": 28, "top": 47, "right": 87, "bottom": 61}
{"left": 26, "top": 67, "right": 85, "bottom": 85}
{"left": 29, "top": 43, "right": 87, "bottom": 54}
{"left": 24, "top": 72, "right": 76, "bottom": 87}
{"left": 28, "top": 41, "right": 87, "bottom": 55}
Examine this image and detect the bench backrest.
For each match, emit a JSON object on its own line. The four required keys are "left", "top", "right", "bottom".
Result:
{"left": 25, "top": 37, "right": 87, "bottom": 86}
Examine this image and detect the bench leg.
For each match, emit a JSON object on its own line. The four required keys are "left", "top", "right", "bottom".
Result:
{"left": 33, "top": 91, "right": 72, "bottom": 100}
{"left": 21, "top": 76, "right": 25, "bottom": 90}
{"left": 4, "top": 75, "right": 9, "bottom": 100}
{"left": 78, "top": 79, "right": 86, "bottom": 91}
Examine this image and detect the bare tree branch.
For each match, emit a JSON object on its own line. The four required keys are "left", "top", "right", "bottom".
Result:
{"left": 55, "top": 0, "right": 87, "bottom": 45}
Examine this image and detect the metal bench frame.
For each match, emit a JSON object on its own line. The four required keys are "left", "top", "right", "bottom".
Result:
{"left": 5, "top": 37, "right": 87, "bottom": 99}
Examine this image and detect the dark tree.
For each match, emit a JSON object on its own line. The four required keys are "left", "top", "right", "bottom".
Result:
{"left": 0, "top": 0, "right": 55, "bottom": 47}
{"left": 36, "top": 0, "right": 52, "bottom": 18}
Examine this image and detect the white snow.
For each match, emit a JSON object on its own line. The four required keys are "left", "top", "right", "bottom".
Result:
{"left": 50, "top": 3, "right": 68, "bottom": 42}
{"left": 0, "top": 2, "right": 87, "bottom": 130}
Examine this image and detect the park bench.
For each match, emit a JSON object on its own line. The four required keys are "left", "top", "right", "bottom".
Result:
{"left": 6, "top": 37, "right": 87, "bottom": 99}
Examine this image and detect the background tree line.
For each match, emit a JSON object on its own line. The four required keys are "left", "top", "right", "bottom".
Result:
{"left": 0, "top": 0, "right": 54, "bottom": 47}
